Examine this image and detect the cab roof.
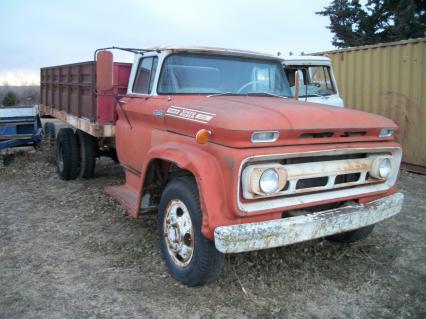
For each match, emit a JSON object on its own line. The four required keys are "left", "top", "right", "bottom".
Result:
{"left": 281, "top": 55, "right": 331, "bottom": 66}
{"left": 145, "top": 46, "right": 283, "bottom": 61}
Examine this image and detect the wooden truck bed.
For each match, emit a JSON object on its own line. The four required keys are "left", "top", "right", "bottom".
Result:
{"left": 40, "top": 61, "right": 131, "bottom": 137}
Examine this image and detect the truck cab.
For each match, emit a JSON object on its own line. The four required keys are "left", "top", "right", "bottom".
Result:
{"left": 42, "top": 46, "right": 403, "bottom": 287}
{"left": 282, "top": 55, "right": 344, "bottom": 107}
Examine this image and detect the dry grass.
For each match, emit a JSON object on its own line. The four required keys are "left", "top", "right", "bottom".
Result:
{"left": 1, "top": 148, "right": 425, "bottom": 318}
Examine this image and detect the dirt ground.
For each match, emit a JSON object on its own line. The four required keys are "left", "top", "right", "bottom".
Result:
{"left": 0, "top": 147, "right": 425, "bottom": 319}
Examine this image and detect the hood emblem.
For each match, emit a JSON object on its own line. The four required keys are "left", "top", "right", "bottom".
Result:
{"left": 166, "top": 106, "right": 216, "bottom": 124}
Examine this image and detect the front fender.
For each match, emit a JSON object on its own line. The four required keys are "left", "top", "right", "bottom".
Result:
{"left": 143, "top": 142, "right": 229, "bottom": 239}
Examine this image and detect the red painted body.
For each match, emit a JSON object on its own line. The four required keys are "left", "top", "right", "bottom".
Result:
{"left": 97, "top": 63, "right": 131, "bottom": 124}
{"left": 40, "top": 49, "right": 402, "bottom": 242}
{"left": 110, "top": 93, "right": 400, "bottom": 239}
{"left": 40, "top": 61, "right": 131, "bottom": 126}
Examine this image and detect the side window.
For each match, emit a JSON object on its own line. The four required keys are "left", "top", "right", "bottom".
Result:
{"left": 133, "top": 57, "right": 158, "bottom": 94}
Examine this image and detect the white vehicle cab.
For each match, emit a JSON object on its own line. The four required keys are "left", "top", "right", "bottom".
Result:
{"left": 282, "top": 56, "right": 344, "bottom": 107}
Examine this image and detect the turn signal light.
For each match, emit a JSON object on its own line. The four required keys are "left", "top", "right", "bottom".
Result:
{"left": 196, "top": 129, "right": 211, "bottom": 144}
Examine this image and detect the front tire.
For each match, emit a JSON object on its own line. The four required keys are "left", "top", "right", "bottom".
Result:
{"left": 326, "top": 224, "right": 375, "bottom": 243}
{"left": 157, "top": 176, "right": 224, "bottom": 286}
{"left": 55, "top": 128, "right": 79, "bottom": 180}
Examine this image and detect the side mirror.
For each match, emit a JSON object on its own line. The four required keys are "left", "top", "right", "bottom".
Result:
{"left": 96, "top": 50, "right": 113, "bottom": 91}
{"left": 294, "top": 70, "right": 300, "bottom": 99}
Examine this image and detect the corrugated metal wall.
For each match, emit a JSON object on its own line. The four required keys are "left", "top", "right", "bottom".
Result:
{"left": 316, "top": 38, "right": 426, "bottom": 169}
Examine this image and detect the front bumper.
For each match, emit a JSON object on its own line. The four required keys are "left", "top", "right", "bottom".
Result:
{"left": 214, "top": 192, "right": 404, "bottom": 253}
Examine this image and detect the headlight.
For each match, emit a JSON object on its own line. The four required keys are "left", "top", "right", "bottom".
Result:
{"left": 379, "top": 128, "right": 395, "bottom": 138}
{"left": 370, "top": 157, "right": 393, "bottom": 179}
{"left": 259, "top": 169, "right": 280, "bottom": 193}
{"left": 242, "top": 165, "right": 287, "bottom": 198}
{"left": 378, "top": 158, "right": 392, "bottom": 178}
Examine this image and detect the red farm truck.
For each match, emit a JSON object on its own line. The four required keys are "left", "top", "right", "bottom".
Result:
{"left": 40, "top": 46, "right": 404, "bottom": 286}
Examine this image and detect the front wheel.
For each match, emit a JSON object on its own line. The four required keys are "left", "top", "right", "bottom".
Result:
{"left": 157, "top": 176, "right": 224, "bottom": 286}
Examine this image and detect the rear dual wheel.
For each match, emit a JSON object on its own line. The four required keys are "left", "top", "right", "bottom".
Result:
{"left": 75, "top": 130, "right": 97, "bottom": 178}
{"left": 56, "top": 128, "right": 79, "bottom": 180}
{"left": 55, "top": 128, "right": 97, "bottom": 180}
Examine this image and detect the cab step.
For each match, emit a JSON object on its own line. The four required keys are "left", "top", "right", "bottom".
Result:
{"left": 104, "top": 184, "right": 140, "bottom": 218}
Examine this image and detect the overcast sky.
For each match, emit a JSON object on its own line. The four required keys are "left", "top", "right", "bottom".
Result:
{"left": 0, "top": 0, "right": 335, "bottom": 85}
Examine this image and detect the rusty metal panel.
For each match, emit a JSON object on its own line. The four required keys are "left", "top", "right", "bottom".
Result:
{"left": 40, "top": 61, "right": 97, "bottom": 122}
{"left": 40, "top": 59, "right": 131, "bottom": 130}
{"left": 314, "top": 38, "right": 426, "bottom": 168}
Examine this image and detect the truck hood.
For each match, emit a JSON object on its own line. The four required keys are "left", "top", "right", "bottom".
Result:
{"left": 165, "top": 96, "right": 398, "bottom": 148}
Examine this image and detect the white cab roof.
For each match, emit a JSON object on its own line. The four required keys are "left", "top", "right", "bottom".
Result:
{"left": 145, "top": 46, "right": 283, "bottom": 61}
{"left": 281, "top": 55, "right": 331, "bottom": 66}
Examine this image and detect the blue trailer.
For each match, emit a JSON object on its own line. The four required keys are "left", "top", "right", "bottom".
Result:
{"left": 0, "top": 105, "right": 43, "bottom": 151}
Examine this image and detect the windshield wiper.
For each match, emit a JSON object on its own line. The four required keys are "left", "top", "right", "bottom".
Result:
{"left": 299, "top": 93, "right": 330, "bottom": 98}
{"left": 246, "top": 92, "right": 289, "bottom": 99}
{"left": 207, "top": 92, "right": 290, "bottom": 99}
{"left": 206, "top": 92, "right": 237, "bottom": 98}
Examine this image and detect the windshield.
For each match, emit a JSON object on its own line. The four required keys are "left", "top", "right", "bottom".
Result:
{"left": 284, "top": 65, "right": 336, "bottom": 97}
{"left": 158, "top": 54, "right": 292, "bottom": 97}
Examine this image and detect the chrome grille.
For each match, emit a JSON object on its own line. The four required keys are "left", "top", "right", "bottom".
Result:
{"left": 238, "top": 147, "right": 402, "bottom": 213}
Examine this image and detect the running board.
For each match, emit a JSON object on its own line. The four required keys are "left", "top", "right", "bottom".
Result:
{"left": 104, "top": 184, "right": 139, "bottom": 218}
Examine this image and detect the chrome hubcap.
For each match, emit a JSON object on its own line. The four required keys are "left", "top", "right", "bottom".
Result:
{"left": 163, "top": 199, "right": 194, "bottom": 267}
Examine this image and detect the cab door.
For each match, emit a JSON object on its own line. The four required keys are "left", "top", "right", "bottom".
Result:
{"left": 116, "top": 55, "right": 168, "bottom": 173}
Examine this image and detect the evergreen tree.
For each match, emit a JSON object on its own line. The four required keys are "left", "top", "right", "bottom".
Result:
{"left": 2, "top": 91, "right": 18, "bottom": 106}
{"left": 317, "top": 0, "right": 426, "bottom": 48}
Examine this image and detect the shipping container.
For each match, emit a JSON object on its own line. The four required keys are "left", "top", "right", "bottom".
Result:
{"left": 40, "top": 60, "right": 131, "bottom": 137}
{"left": 314, "top": 38, "right": 426, "bottom": 171}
